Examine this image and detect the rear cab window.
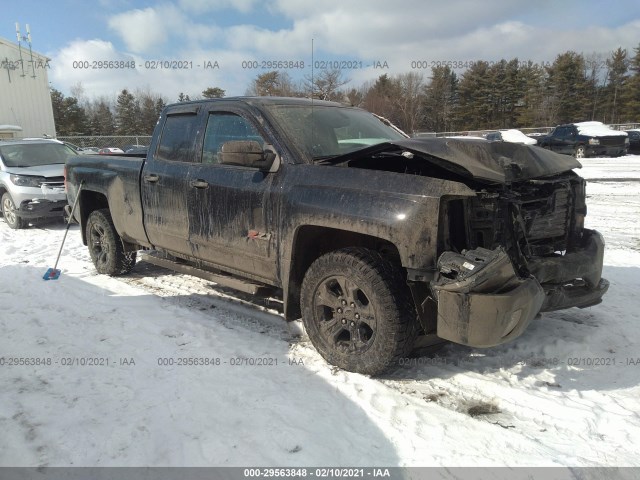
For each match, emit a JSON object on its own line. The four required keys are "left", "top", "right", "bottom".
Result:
{"left": 155, "top": 111, "right": 201, "bottom": 163}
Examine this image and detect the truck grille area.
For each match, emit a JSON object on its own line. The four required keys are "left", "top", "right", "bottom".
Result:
{"left": 510, "top": 179, "right": 574, "bottom": 255}
{"left": 599, "top": 136, "right": 625, "bottom": 147}
{"left": 466, "top": 173, "right": 585, "bottom": 272}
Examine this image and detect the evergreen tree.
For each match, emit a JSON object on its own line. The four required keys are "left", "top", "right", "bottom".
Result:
{"left": 115, "top": 89, "right": 141, "bottom": 135}
{"left": 604, "top": 48, "right": 628, "bottom": 123}
{"left": 139, "top": 93, "right": 162, "bottom": 135}
{"left": 246, "top": 71, "right": 298, "bottom": 96}
{"left": 422, "top": 65, "right": 458, "bottom": 132}
{"left": 202, "top": 87, "right": 226, "bottom": 98}
{"left": 50, "top": 88, "right": 66, "bottom": 135}
{"left": 50, "top": 88, "right": 88, "bottom": 135}
{"left": 620, "top": 44, "right": 640, "bottom": 122}
{"left": 516, "top": 62, "right": 547, "bottom": 127}
{"left": 89, "top": 100, "right": 115, "bottom": 136}
{"left": 455, "top": 61, "right": 492, "bottom": 129}
{"left": 545, "top": 52, "right": 590, "bottom": 124}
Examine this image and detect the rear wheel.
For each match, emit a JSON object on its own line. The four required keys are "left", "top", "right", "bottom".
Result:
{"left": 86, "top": 209, "right": 137, "bottom": 275}
{"left": 301, "top": 247, "right": 417, "bottom": 376}
{"left": 1, "top": 193, "right": 25, "bottom": 229}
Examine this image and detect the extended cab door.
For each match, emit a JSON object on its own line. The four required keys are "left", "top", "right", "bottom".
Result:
{"left": 141, "top": 105, "right": 204, "bottom": 254}
{"left": 555, "top": 126, "right": 577, "bottom": 155}
{"left": 184, "top": 107, "right": 280, "bottom": 283}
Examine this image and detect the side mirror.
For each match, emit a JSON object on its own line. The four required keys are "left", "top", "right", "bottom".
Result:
{"left": 219, "top": 140, "right": 277, "bottom": 171}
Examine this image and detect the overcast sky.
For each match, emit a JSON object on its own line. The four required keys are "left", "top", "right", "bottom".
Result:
{"left": 2, "top": 0, "right": 639, "bottom": 103}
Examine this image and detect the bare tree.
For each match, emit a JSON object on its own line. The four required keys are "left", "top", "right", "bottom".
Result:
{"left": 304, "top": 69, "right": 350, "bottom": 101}
{"left": 345, "top": 88, "right": 365, "bottom": 107}
{"left": 391, "top": 72, "right": 424, "bottom": 134}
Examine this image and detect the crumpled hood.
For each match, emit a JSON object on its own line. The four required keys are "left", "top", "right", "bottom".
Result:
{"left": 346, "top": 138, "right": 582, "bottom": 184}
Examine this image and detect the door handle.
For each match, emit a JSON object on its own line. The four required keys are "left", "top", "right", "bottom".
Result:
{"left": 144, "top": 174, "right": 159, "bottom": 183}
{"left": 190, "top": 179, "right": 209, "bottom": 189}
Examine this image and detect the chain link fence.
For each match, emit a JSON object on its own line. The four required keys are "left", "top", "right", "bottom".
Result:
{"left": 60, "top": 123, "right": 639, "bottom": 147}
{"left": 57, "top": 136, "right": 153, "bottom": 151}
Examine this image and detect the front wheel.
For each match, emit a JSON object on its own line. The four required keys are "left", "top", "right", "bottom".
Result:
{"left": 86, "top": 209, "right": 137, "bottom": 275}
{"left": 301, "top": 247, "right": 417, "bottom": 376}
{"left": 1, "top": 193, "right": 25, "bottom": 229}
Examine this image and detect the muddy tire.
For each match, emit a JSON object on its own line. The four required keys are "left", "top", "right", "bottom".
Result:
{"left": 1, "top": 193, "right": 25, "bottom": 229}
{"left": 301, "top": 247, "right": 418, "bottom": 376}
{"left": 574, "top": 145, "right": 586, "bottom": 159}
{"left": 86, "top": 209, "right": 137, "bottom": 275}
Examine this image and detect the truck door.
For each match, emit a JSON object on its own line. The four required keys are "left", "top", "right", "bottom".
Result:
{"left": 141, "top": 106, "right": 203, "bottom": 254}
{"left": 558, "top": 126, "right": 577, "bottom": 155}
{"left": 550, "top": 126, "right": 566, "bottom": 152}
{"left": 185, "top": 108, "right": 280, "bottom": 284}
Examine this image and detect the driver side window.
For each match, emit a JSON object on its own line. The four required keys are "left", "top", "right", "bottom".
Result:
{"left": 202, "top": 112, "right": 265, "bottom": 164}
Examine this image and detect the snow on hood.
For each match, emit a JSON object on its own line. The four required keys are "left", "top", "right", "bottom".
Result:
{"left": 574, "top": 121, "right": 628, "bottom": 137}
{"left": 346, "top": 138, "right": 581, "bottom": 184}
{"left": 500, "top": 129, "right": 537, "bottom": 145}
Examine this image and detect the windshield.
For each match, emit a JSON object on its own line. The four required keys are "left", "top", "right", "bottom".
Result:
{"left": 0, "top": 142, "right": 77, "bottom": 167}
{"left": 265, "top": 105, "right": 407, "bottom": 161}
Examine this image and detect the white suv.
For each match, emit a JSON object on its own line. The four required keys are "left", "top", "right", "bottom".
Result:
{"left": 0, "top": 139, "right": 76, "bottom": 229}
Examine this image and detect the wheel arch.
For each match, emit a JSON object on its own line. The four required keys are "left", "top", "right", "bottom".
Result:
{"left": 77, "top": 190, "right": 109, "bottom": 245}
{"left": 283, "top": 225, "right": 403, "bottom": 321}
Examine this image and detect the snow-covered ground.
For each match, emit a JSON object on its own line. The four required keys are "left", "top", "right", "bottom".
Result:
{"left": 1, "top": 156, "right": 639, "bottom": 469}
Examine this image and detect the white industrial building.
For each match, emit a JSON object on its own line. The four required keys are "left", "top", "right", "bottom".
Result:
{"left": 0, "top": 36, "right": 56, "bottom": 139}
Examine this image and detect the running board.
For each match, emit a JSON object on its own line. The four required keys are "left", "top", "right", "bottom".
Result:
{"left": 139, "top": 252, "right": 275, "bottom": 296}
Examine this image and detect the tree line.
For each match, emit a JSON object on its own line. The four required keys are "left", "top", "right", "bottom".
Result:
{"left": 51, "top": 86, "right": 225, "bottom": 136}
{"left": 51, "top": 45, "right": 639, "bottom": 136}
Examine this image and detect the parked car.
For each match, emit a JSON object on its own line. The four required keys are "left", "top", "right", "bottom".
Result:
{"left": 122, "top": 144, "right": 147, "bottom": 153}
{"left": 65, "top": 97, "right": 608, "bottom": 375}
{"left": 538, "top": 122, "right": 628, "bottom": 158}
{"left": 625, "top": 129, "right": 640, "bottom": 153}
{"left": 0, "top": 139, "right": 75, "bottom": 229}
{"left": 98, "top": 147, "right": 124, "bottom": 154}
{"left": 125, "top": 146, "right": 148, "bottom": 155}
{"left": 80, "top": 147, "right": 100, "bottom": 154}
{"left": 486, "top": 129, "right": 537, "bottom": 145}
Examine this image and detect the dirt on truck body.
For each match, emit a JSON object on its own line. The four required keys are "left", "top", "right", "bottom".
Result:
{"left": 65, "top": 97, "right": 609, "bottom": 375}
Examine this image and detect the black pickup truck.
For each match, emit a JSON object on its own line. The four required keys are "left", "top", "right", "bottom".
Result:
{"left": 538, "top": 121, "right": 629, "bottom": 158}
{"left": 65, "top": 97, "right": 609, "bottom": 375}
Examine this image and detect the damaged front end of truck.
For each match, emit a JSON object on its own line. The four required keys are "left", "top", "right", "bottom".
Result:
{"left": 429, "top": 143, "right": 608, "bottom": 347}
{"left": 338, "top": 138, "right": 609, "bottom": 348}
{"left": 432, "top": 173, "right": 608, "bottom": 347}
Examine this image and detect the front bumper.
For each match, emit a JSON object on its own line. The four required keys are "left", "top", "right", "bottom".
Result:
{"left": 17, "top": 199, "right": 67, "bottom": 219}
{"left": 430, "top": 248, "right": 544, "bottom": 347}
{"left": 429, "top": 229, "right": 608, "bottom": 348}
{"left": 586, "top": 145, "right": 627, "bottom": 157}
{"left": 529, "top": 229, "right": 608, "bottom": 311}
